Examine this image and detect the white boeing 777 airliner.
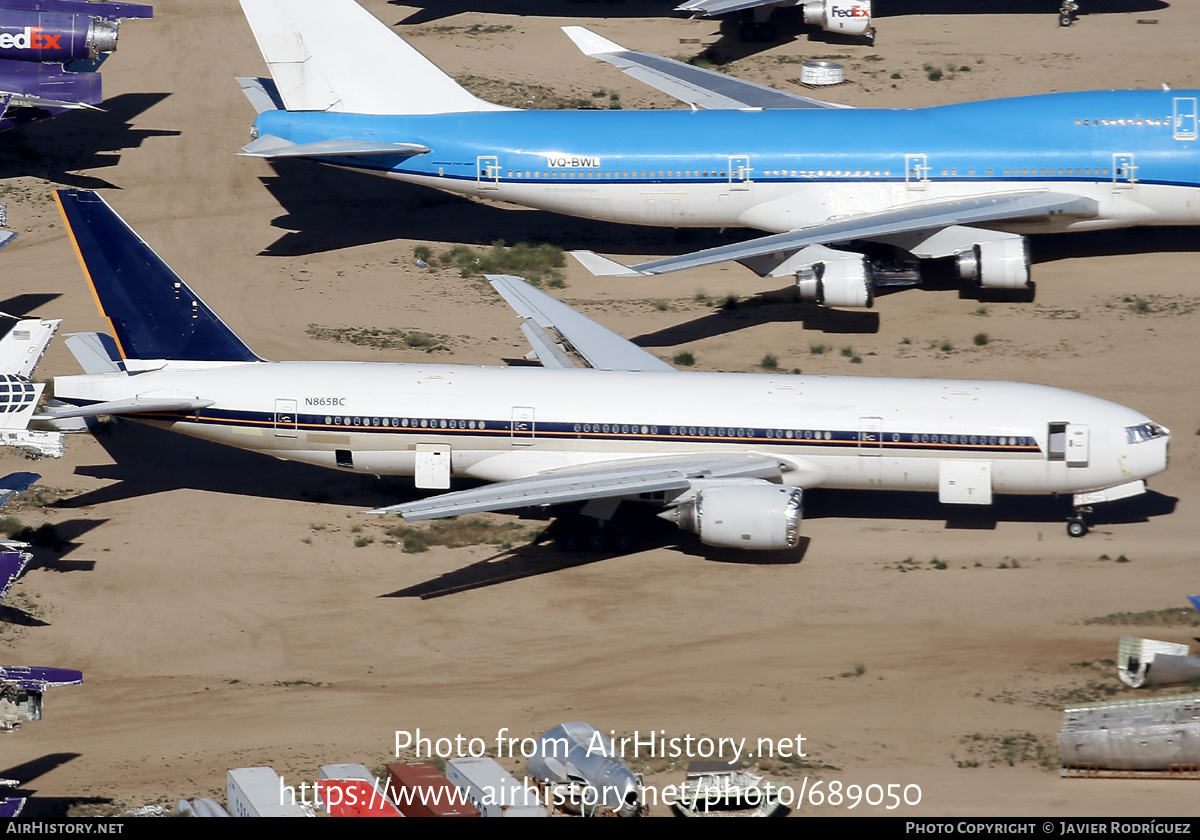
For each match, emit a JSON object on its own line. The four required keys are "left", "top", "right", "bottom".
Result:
{"left": 36, "top": 190, "right": 1169, "bottom": 549}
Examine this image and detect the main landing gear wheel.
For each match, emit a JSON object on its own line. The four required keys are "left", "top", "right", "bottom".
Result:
{"left": 1066, "top": 517, "right": 1089, "bottom": 538}
{"left": 1059, "top": 12, "right": 1073, "bottom": 27}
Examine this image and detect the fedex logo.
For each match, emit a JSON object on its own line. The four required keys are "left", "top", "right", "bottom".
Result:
{"left": 830, "top": 3, "right": 869, "bottom": 17}
{"left": 0, "top": 27, "right": 63, "bottom": 50}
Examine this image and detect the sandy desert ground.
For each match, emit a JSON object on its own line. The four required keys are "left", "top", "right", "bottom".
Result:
{"left": 0, "top": 0, "right": 1198, "bottom": 817}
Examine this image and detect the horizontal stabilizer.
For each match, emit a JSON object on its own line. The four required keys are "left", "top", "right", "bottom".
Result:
{"left": 563, "top": 26, "right": 847, "bottom": 111}
{"left": 0, "top": 666, "right": 82, "bottom": 691}
{"left": 35, "top": 396, "right": 214, "bottom": 421}
{"left": 2, "top": 93, "right": 102, "bottom": 112}
{"left": 0, "top": 471, "right": 39, "bottom": 508}
{"left": 579, "top": 191, "right": 1099, "bottom": 276}
{"left": 239, "top": 133, "right": 430, "bottom": 159}
{"left": 367, "top": 452, "right": 786, "bottom": 520}
{"left": 0, "top": 232, "right": 14, "bottom": 252}
{"left": 0, "top": 318, "right": 60, "bottom": 379}
{"left": 63, "top": 332, "right": 122, "bottom": 375}
{"left": 236, "top": 76, "right": 284, "bottom": 114}
{"left": 239, "top": 0, "right": 509, "bottom": 115}
{"left": 488, "top": 274, "right": 674, "bottom": 372}
{"left": 55, "top": 189, "right": 261, "bottom": 363}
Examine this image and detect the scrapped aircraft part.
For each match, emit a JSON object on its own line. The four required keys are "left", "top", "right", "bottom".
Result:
{"left": 527, "top": 723, "right": 642, "bottom": 817}
{"left": 662, "top": 483, "right": 802, "bottom": 550}
{"left": 800, "top": 60, "right": 844, "bottom": 87}
{"left": 0, "top": 666, "right": 82, "bottom": 733}
{"left": 803, "top": 1, "right": 872, "bottom": 37}
{"left": 790, "top": 245, "right": 873, "bottom": 308}
{"left": 0, "top": 1, "right": 152, "bottom": 131}
{"left": 968, "top": 238, "right": 1031, "bottom": 289}
{"left": 1118, "top": 636, "right": 1200, "bottom": 689}
{"left": 0, "top": 429, "right": 64, "bottom": 460}
{"left": 673, "top": 761, "right": 789, "bottom": 817}
{"left": 0, "top": 549, "right": 30, "bottom": 604}
{"left": 1059, "top": 693, "right": 1200, "bottom": 774}
{"left": 0, "top": 317, "right": 59, "bottom": 380}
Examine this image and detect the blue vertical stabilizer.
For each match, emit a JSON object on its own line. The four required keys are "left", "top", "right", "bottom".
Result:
{"left": 54, "top": 190, "right": 260, "bottom": 363}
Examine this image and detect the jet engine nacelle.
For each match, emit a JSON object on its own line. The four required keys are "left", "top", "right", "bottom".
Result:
{"left": 0, "top": 12, "right": 121, "bottom": 62}
{"left": 663, "top": 484, "right": 803, "bottom": 550}
{"left": 955, "top": 237, "right": 1031, "bottom": 289}
{"left": 795, "top": 249, "right": 874, "bottom": 309}
{"left": 803, "top": 1, "right": 872, "bottom": 36}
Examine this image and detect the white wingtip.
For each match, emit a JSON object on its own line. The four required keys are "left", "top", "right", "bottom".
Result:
{"left": 569, "top": 250, "right": 645, "bottom": 278}
{"left": 562, "top": 25, "right": 625, "bottom": 57}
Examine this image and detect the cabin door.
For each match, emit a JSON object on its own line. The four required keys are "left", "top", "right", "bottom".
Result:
{"left": 273, "top": 399, "right": 298, "bottom": 438}
{"left": 1173, "top": 97, "right": 1197, "bottom": 140}
{"left": 1112, "top": 153, "right": 1137, "bottom": 190}
{"left": 511, "top": 406, "right": 535, "bottom": 446}
{"left": 728, "top": 155, "right": 752, "bottom": 191}
{"left": 857, "top": 416, "right": 883, "bottom": 453}
{"left": 904, "top": 153, "right": 929, "bottom": 190}
{"left": 476, "top": 155, "right": 501, "bottom": 191}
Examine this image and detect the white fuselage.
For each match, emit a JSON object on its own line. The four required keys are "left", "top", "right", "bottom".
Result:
{"left": 54, "top": 362, "right": 1169, "bottom": 501}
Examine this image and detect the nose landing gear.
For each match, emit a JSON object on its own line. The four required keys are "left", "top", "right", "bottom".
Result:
{"left": 1066, "top": 504, "right": 1092, "bottom": 537}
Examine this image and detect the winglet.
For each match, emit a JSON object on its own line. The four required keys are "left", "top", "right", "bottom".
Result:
{"left": 569, "top": 251, "right": 646, "bottom": 278}
{"left": 1189, "top": 595, "right": 1200, "bottom": 615}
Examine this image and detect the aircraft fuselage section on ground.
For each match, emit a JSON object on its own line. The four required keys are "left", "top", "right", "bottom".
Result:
{"left": 251, "top": 90, "right": 1200, "bottom": 233}
{"left": 53, "top": 361, "right": 1168, "bottom": 499}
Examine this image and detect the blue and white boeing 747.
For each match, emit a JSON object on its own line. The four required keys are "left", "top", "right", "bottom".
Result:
{"left": 35, "top": 189, "right": 1169, "bottom": 548}
{"left": 236, "top": 0, "right": 1199, "bottom": 310}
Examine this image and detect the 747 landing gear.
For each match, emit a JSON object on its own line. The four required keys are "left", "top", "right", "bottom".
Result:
{"left": 1059, "top": 0, "right": 1079, "bottom": 27}
{"left": 1067, "top": 504, "right": 1093, "bottom": 537}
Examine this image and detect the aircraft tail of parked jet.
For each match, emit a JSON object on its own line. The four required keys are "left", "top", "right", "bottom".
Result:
{"left": 237, "top": 0, "right": 506, "bottom": 116}
{"left": 56, "top": 190, "right": 260, "bottom": 367}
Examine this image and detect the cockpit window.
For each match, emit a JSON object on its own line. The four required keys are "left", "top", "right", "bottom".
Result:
{"left": 1126, "top": 422, "right": 1168, "bottom": 444}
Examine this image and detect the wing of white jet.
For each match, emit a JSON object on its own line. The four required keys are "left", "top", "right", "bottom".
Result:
{"left": 561, "top": 26, "right": 847, "bottom": 111}
{"left": 367, "top": 452, "right": 797, "bottom": 520}
{"left": 489, "top": 274, "right": 676, "bottom": 371}
{"left": 0, "top": 232, "right": 14, "bottom": 252}
{"left": 369, "top": 276, "right": 814, "bottom": 521}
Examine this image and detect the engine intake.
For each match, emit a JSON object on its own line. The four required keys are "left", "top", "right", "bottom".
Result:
{"left": 956, "top": 237, "right": 1031, "bottom": 289}
{"left": 662, "top": 484, "right": 803, "bottom": 550}
{"left": 795, "top": 252, "right": 873, "bottom": 309}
